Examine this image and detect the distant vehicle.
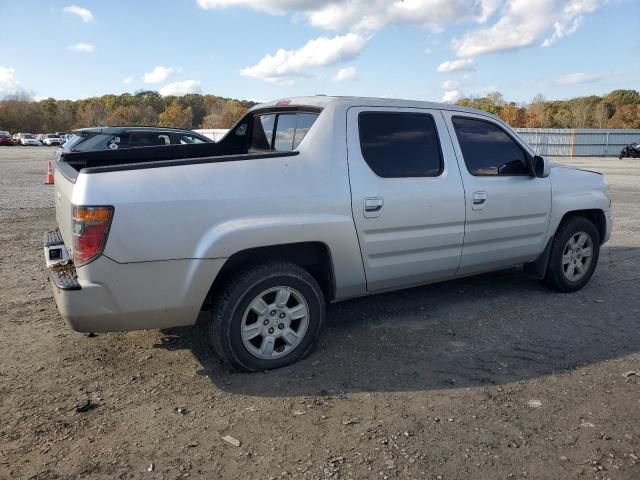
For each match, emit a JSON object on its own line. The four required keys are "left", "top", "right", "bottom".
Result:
{"left": 19, "top": 134, "right": 41, "bottom": 146}
{"left": 43, "top": 134, "right": 63, "bottom": 146}
{"left": 45, "top": 96, "right": 613, "bottom": 371}
{"left": 0, "top": 131, "right": 13, "bottom": 146}
{"left": 619, "top": 143, "right": 640, "bottom": 159}
{"left": 60, "top": 126, "right": 213, "bottom": 153}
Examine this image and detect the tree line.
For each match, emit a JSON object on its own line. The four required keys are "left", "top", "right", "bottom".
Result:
{"left": 0, "top": 91, "right": 255, "bottom": 133}
{"left": 1, "top": 89, "right": 639, "bottom": 133}
{"left": 456, "top": 89, "right": 640, "bottom": 129}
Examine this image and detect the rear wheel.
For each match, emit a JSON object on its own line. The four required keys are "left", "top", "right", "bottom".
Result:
{"left": 544, "top": 216, "right": 600, "bottom": 292}
{"left": 208, "top": 261, "right": 325, "bottom": 371}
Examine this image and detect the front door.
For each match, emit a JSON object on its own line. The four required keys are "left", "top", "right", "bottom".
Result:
{"left": 441, "top": 112, "right": 552, "bottom": 275}
{"left": 346, "top": 107, "right": 466, "bottom": 292}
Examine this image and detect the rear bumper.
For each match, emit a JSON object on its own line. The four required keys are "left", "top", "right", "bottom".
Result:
{"left": 44, "top": 229, "right": 227, "bottom": 332}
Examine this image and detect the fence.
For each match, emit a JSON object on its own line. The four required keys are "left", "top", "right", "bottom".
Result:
{"left": 193, "top": 128, "right": 229, "bottom": 142}
{"left": 514, "top": 128, "right": 640, "bottom": 157}
{"left": 194, "top": 127, "right": 639, "bottom": 157}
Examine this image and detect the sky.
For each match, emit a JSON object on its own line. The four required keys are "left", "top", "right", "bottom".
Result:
{"left": 0, "top": 0, "right": 638, "bottom": 104}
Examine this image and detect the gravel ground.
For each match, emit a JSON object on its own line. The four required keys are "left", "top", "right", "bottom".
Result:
{"left": 0, "top": 147, "right": 638, "bottom": 480}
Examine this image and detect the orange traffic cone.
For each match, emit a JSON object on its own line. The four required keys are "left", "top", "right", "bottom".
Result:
{"left": 44, "top": 160, "right": 54, "bottom": 185}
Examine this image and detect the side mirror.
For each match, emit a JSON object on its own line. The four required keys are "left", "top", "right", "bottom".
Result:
{"left": 533, "top": 155, "right": 551, "bottom": 178}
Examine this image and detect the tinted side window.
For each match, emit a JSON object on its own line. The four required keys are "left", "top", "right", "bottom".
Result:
{"left": 358, "top": 112, "right": 442, "bottom": 178}
{"left": 178, "top": 134, "right": 206, "bottom": 144}
{"left": 452, "top": 117, "right": 529, "bottom": 176}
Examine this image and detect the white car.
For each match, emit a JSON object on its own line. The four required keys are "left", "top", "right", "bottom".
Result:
{"left": 45, "top": 96, "right": 612, "bottom": 371}
{"left": 19, "top": 134, "right": 40, "bottom": 146}
{"left": 43, "top": 134, "right": 63, "bottom": 146}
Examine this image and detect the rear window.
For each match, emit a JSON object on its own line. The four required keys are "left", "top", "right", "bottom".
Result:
{"left": 358, "top": 112, "right": 443, "bottom": 178}
{"left": 250, "top": 112, "right": 319, "bottom": 151}
{"left": 70, "top": 133, "right": 108, "bottom": 152}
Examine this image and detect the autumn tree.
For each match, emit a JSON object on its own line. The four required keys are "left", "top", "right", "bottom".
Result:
{"left": 75, "top": 100, "right": 108, "bottom": 127}
{"left": 525, "top": 94, "right": 549, "bottom": 127}
{"left": 158, "top": 100, "right": 193, "bottom": 129}
{"left": 108, "top": 104, "right": 158, "bottom": 126}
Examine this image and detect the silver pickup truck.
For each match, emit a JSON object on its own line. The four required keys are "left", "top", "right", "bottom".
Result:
{"left": 45, "top": 96, "right": 613, "bottom": 371}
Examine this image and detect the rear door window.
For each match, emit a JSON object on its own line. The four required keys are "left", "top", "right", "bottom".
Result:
{"left": 177, "top": 134, "right": 206, "bottom": 144}
{"left": 358, "top": 112, "right": 443, "bottom": 178}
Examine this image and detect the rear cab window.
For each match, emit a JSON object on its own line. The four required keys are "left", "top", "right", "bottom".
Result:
{"left": 250, "top": 111, "right": 319, "bottom": 152}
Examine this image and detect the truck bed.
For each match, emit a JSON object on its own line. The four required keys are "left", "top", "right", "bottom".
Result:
{"left": 57, "top": 142, "right": 297, "bottom": 180}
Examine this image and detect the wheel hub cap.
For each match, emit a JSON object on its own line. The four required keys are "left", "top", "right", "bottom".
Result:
{"left": 561, "top": 231, "right": 593, "bottom": 282}
{"left": 240, "top": 286, "right": 309, "bottom": 360}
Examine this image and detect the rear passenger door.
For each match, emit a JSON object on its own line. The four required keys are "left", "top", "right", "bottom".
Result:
{"left": 442, "top": 112, "right": 551, "bottom": 274}
{"left": 347, "top": 107, "right": 466, "bottom": 292}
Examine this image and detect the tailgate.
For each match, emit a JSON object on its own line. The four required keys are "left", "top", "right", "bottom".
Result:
{"left": 54, "top": 163, "right": 75, "bottom": 249}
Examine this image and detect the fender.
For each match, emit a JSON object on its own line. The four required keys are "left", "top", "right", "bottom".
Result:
{"left": 194, "top": 214, "right": 367, "bottom": 299}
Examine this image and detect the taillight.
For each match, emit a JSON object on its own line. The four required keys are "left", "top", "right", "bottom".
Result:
{"left": 72, "top": 206, "right": 114, "bottom": 266}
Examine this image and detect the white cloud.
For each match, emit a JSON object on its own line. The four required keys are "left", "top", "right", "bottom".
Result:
{"left": 240, "top": 33, "right": 368, "bottom": 84}
{"left": 0, "top": 66, "right": 21, "bottom": 93}
{"left": 144, "top": 66, "right": 176, "bottom": 84}
{"left": 333, "top": 66, "right": 358, "bottom": 81}
{"left": 442, "top": 79, "right": 459, "bottom": 90}
{"left": 556, "top": 72, "right": 604, "bottom": 85}
{"left": 452, "top": 0, "right": 602, "bottom": 58}
{"left": 442, "top": 89, "right": 461, "bottom": 103}
{"left": 159, "top": 80, "right": 202, "bottom": 96}
{"left": 197, "top": 0, "right": 499, "bottom": 31}
{"left": 437, "top": 58, "right": 475, "bottom": 73}
{"left": 68, "top": 43, "right": 95, "bottom": 53}
{"left": 542, "top": 0, "right": 598, "bottom": 47}
{"left": 124, "top": 76, "right": 135, "bottom": 84}
{"left": 63, "top": 5, "right": 94, "bottom": 22}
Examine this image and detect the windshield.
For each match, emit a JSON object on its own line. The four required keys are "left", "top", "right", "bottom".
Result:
{"left": 23, "top": 134, "right": 35, "bottom": 139}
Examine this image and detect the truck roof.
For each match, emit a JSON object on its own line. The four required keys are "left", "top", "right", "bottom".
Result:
{"left": 252, "top": 96, "right": 497, "bottom": 119}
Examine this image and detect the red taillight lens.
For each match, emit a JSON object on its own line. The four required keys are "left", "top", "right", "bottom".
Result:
{"left": 72, "top": 206, "right": 114, "bottom": 266}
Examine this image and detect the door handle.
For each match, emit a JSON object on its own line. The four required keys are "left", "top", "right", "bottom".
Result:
{"left": 472, "top": 191, "right": 487, "bottom": 210}
{"left": 364, "top": 197, "right": 384, "bottom": 217}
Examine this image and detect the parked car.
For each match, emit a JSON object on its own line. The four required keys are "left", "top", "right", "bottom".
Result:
{"left": 619, "top": 142, "right": 640, "bottom": 159}
{"left": 60, "top": 126, "right": 212, "bottom": 154}
{"left": 45, "top": 96, "right": 612, "bottom": 371}
{"left": 19, "top": 134, "right": 41, "bottom": 146}
{"left": 43, "top": 134, "right": 63, "bottom": 146}
{"left": 0, "top": 131, "right": 13, "bottom": 146}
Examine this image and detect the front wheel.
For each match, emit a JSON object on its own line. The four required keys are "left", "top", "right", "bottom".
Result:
{"left": 544, "top": 216, "right": 600, "bottom": 292}
{"left": 208, "top": 261, "right": 325, "bottom": 372}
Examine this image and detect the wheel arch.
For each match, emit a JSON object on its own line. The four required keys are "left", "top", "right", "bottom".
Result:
{"left": 202, "top": 241, "right": 336, "bottom": 310}
{"left": 557, "top": 209, "right": 606, "bottom": 242}
{"left": 526, "top": 208, "right": 606, "bottom": 279}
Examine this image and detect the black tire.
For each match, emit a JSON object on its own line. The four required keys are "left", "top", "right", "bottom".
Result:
{"left": 544, "top": 216, "right": 600, "bottom": 292}
{"left": 208, "top": 261, "right": 325, "bottom": 372}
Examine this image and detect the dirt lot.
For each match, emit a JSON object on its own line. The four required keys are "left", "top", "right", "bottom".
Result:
{"left": 0, "top": 147, "right": 638, "bottom": 480}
